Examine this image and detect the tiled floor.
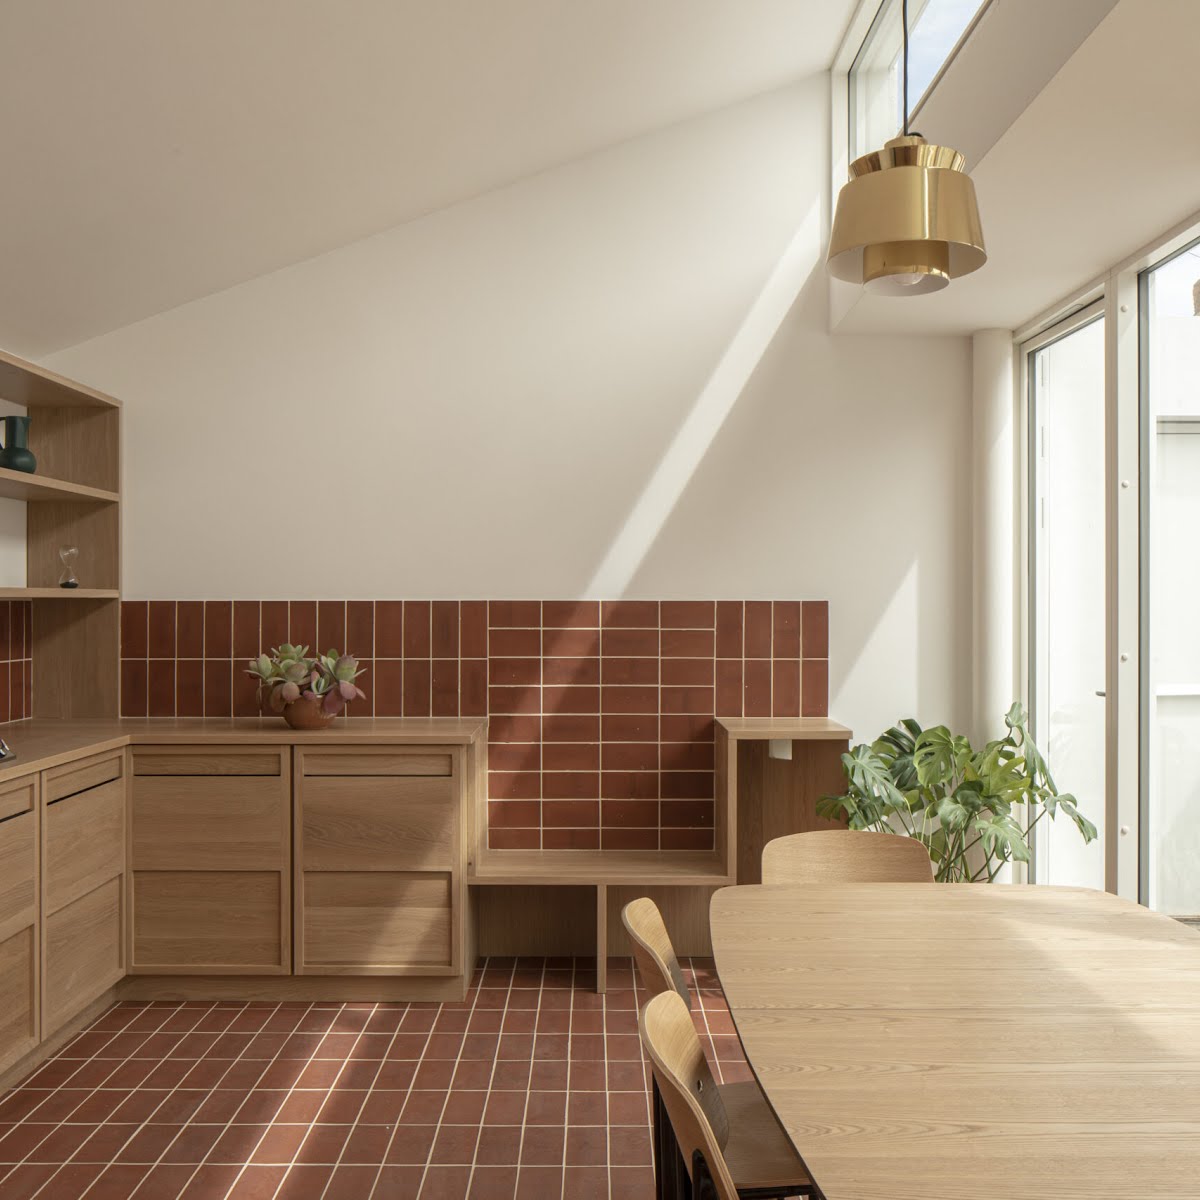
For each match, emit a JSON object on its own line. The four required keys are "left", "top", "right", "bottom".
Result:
{"left": 0, "top": 958, "right": 749, "bottom": 1199}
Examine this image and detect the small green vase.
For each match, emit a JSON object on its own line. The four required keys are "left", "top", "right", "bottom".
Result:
{"left": 0, "top": 416, "right": 36, "bottom": 473}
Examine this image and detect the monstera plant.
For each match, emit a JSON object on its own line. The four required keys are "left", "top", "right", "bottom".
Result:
{"left": 247, "top": 644, "right": 366, "bottom": 729}
{"left": 817, "top": 702, "right": 1097, "bottom": 882}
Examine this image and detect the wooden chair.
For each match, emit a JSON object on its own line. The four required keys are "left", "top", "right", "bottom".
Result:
{"left": 639, "top": 989, "right": 815, "bottom": 1200}
{"left": 761, "top": 829, "right": 935, "bottom": 885}
{"left": 622, "top": 896, "right": 692, "bottom": 1007}
{"left": 625, "top": 900, "right": 814, "bottom": 1199}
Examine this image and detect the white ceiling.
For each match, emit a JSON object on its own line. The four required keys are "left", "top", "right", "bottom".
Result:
{"left": 0, "top": 0, "right": 856, "bottom": 357}
{"left": 836, "top": 0, "right": 1200, "bottom": 335}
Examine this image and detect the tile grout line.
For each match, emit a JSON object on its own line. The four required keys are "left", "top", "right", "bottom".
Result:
{"left": 513, "top": 956, "right": 549, "bottom": 1195}
{"left": 461, "top": 954, "right": 515, "bottom": 1196}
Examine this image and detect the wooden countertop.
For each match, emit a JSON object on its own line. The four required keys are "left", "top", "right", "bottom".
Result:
{"left": 0, "top": 717, "right": 488, "bottom": 778}
{"left": 716, "top": 717, "right": 852, "bottom": 740}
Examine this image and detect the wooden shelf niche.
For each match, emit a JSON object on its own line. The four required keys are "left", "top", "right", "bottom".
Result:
{"left": 0, "top": 350, "right": 122, "bottom": 720}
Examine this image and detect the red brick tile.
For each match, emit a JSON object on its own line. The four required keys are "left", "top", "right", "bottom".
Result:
{"left": 542, "top": 828, "right": 599, "bottom": 849}
{"left": 599, "top": 657, "right": 656, "bottom": 686}
{"left": 601, "top": 600, "right": 658, "bottom": 627}
{"left": 600, "top": 714, "right": 657, "bottom": 742}
{"left": 661, "top": 658, "right": 713, "bottom": 686}
{"left": 715, "top": 659, "right": 742, "bottom": 717}
{"left": 541, "top": 800, "right": 599, "bottom": 827}
{"left": 460, "top": 600, "right": 488, "bottom": 657}
{"left": 542, "top": 769, "right": 599, "bottom": 799}
{"left": 660, "top": 686, "right": 713, "bottom": 715}
{"left": 540, "top": 743, "right": 599, "bottom": 771}
{"left": 660, "top": 629, "right": 714, "bottom": 657}
{"left": 374, "top": 600, "right": 403, "bottom": 657}
{"left": 489, "top": 827, "right": 542, "bottom": 849}
{"left": 490, "top": 658, "right": 540, "bottom": 686}
{"left": 601, "top": 826, "right": 659, "bottom": 850}
{"left": 147, "top": 661, "right": 176, "bottom": 718}
{"left": 661, "top": 828, "right": 713, "bottom": 850}
{"left": 120, "top": 601, "right": 147, "bottom": 658}
{"left": 600, "top": 628, "right": 657, "bottom": 657}
{"left": 403, "top": 658, "right": 431, "bottom": 716}
{"left": 489, "top": 601, "right": 540, "bottom": 628}
{"left": 175, "top": 660, "right": 203, "bottom": 718}
{"left": 469, "top": 1164, "right": 518, "bottom": 1197}
{"left": 461, "top": 659, "right": 487, "bottom": 716}
{"left": 773, "top": 658, "right": 801, "bottom": 717}
{"left": 542, "top": 628, "right": 599, "bottom": 657}
{"left": 488, "top": 686, "right": 540, "bottom": 715}
{"left": 373, "top": 658, "right": 402, "bottom": 716}
{"left": 489, "top": 715, "right": 542, "bottom": 743}
{"left": 488, "top": 800, "right": 541, "bottom": 828}
{"left": 601, "top": 686, "right": 657, "bottom": 714}
{"left": 744, "top": 659, "right": 771, "bottom": 717}
{"left": 288, "top": 600, "right": 317, "bottom": 651}
{"left": 601, "top": 771, "right": 658, "bottom": 801}
{"left": 432, "top": 600, "right": 459, "bottom": 657}
{"left": 658, "top": 714, "right": 712, "bottom": 742}
{"left": 659, "top": 741, "right": 714, "bottom": 771}
{"left": 259, "top": 600, "right": 288, "bottom": 654}
{"left": 488, "top": 743, "right": 540, "bottom": 772}
{"left": 488, "top": 772, "right": 540, "bottom": 800}
{"left": 0, "top": 662, "right": 9, "bottom": 723}
{"left": 542, "top": 685, "right": 598, "bottom": 714}
{"left": 488, "top": 628, "right": 540, "bottom": 657}
{"left": 233, "top": 666, "right": 262, "bottom": 717}
{"left": 802, "top": 659, "right": 829, "bottom": 717}
{"left": 744, "top": 600, "right": 772, "bottom": 657}
{"left": 174, "top": 601, "right": 203, "bottom": 658}
{"left": 145, "top": 600, "right": 175, "bottom": 659}
{"left": 803, "top": 599, "right": 829, "bottom": 657}
{"left": 542, "top": 656, "right": 599, "bottom": 686}
{"left": 347, "top": 599, "right": 375, "bottom": 657}
{"left": 541, "top": 714, "right": 598, "bottom": 742}
{"left": 232, "top": 600, "right": 260, "bottom": 658}
{"left": 516, "top": 1166, "right": 563, "bottom": 1199}
{"left": 602, "top": 799, "right": 658, "bottom": 827}
{"left": 660, "top": 769, "right": 715, "bottom": 799}
{"left": 432, "top": 658, "right": 459, "bottom": 716}
{"left": 316, "top": 600, "right": 345, "bottom": 652}
{"left": 773, "top": 600, "right": 801, "bottom": 658}
{"left": 542, "top": 601, "right": 598, "bottom": 628}
{"left": 121, "top": 659, "right": 147, "bottom": 717}
{"left": 661, "top": 799, "right": 715, "bottom": 826}
{"left": 715, "top": 600, "right": 743, "bottom": 657}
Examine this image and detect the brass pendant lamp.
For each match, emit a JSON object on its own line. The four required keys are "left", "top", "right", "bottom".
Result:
{"left": 827, "top": 0, "right": 986, "bottom": 296}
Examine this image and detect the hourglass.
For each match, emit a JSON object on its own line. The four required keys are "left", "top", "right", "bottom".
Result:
{"left": 58, "top": 545, "right": 79, "bottom": 589}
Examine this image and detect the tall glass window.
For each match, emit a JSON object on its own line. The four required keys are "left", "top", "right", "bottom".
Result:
{"left": 1028, "top": 311, "right": 1107, "bottom": 890}
{"left": 1141, "top": 238, "right": 1200, "bottom": 918}
{"left": 849, "top": 0, "right": 988, "bottom": 160}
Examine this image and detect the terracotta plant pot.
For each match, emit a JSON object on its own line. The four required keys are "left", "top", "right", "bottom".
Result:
{"left": 282, "top": 696, "right": 337, "bottom": 730}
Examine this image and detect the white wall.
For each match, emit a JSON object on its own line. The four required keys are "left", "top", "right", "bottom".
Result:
{"left": 45, "top": 79, "right": 972, "bottom": 738}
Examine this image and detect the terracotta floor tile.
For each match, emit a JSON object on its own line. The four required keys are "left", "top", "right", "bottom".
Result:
{"left": 0, "top": 1163, "right": 61, "bottom": 1200}
{"left": 374, "top": 1165, "right": 426, "bottom": 1197}
{"left": 515, "top": 1165, "right": 563, "bottom": 1200}
{"left": 179, "top": 1163, "right": 245, "bottom": 1198}
{"left": 272, "top": 1163, "right": 333, "bottom": 1199}
{"left": 474, "top": 1125, "right": 521, "bottom": 1166}
{"left": 130, "top": 1162, "right": 200, "bottom": 1198}
{"left": 227, "top": 1164, "right": 288, "bottom": 1197}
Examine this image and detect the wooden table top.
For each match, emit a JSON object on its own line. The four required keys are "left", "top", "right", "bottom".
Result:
{"left": 710, "top": 883, "right": 1200, "bottom": 1200}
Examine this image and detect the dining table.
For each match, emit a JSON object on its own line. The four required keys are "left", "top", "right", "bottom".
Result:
{"left": 709, "top": 882, "right": 1200, "bottom": 1200}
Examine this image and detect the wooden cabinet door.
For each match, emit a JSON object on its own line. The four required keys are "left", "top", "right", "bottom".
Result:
{"left": 40, "top": 753, "right": 125, "bottom": 1036}
{"left": 129, "top": 746, "right": 290, "bottom": 975}
{"left": 0, "top": 776, "right": 38, "bottom": 1074}
{"left": 295, "top": 746, "right": 463, "bottom": 976}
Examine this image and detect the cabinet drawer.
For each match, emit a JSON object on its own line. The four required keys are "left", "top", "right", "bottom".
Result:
{"left": 298, "top": 747, "right": 454, "bottom": 777}
{"left": 132, "top": 777, "right": 288, "bottom": 871}
{"left": 133, "top": 747, "right": 284, "bottom": 776}
{"left": 0, "top": 775, "right": 35, "bottom": 823}
{"left": 45, "top": 750, "right": 123, "bottom": 804}
{"left": 0, "top": 926, "right": 36, "bottom": 1075}
{"left": 0, "top": 810, "right": 36, "bottom": 931}
{"left": 133, "top": 872, "right": 285, "bottom": 973}
{"left": 45, "top": 779, "right": 125, "bottom": 917}
{"left": 44, "top": 876, "right": 122, "bottom": 1033}
{"left": 303, "top": 872, "right": 452, "bottom": 972}
{"left": 302, "top": 777, "right": 456, "bottom": 872}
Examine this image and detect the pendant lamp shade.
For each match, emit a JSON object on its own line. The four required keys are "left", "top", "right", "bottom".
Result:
{"left": 828, "top": 134, "right": 986, "bottom": 296}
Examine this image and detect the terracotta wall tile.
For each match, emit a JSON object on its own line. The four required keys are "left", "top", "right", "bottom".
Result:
{"left": 109, "top": 595, "right": 829, "bottom": 852}
{"left": 0, "top": 663, "right": 9, "bottom": 723}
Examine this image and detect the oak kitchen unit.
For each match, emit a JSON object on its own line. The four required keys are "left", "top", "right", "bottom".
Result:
{"left": 0, "top": 717, "right": 484, "bottom": 1091}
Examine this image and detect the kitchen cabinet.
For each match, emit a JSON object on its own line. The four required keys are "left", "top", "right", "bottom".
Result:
{"left": 130, "top": 746, "right": 291, "bottom": 974}
{"left": 0, "top": 775, "right": 38, "bottom": 1074}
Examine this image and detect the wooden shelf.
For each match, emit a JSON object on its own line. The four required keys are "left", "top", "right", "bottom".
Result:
{"left": 469, "top": 848, "right": 731, "bottom": 886}
{"left": 0, "top": 349, "right": 120, "bottom": 410}
{"left": 0, "top": 468, "right": 119, "bottom": 505}
{"left": 0, "top": 588, "right": 119, "bottom": 600}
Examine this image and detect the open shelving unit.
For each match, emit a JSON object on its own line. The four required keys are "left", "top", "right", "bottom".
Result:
{"left": 0, "top": 348, "right": 121, "bottom": 718}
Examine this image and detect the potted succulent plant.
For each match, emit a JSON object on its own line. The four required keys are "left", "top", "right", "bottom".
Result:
{"left": 246, "top": 644, "right": 367, "bottom": 729}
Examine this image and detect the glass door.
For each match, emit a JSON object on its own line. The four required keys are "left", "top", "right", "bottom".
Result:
{"left": 1140, "top": 238, "right": 1200, "bottom": 919}
{"left": 1028, "top": 307, "right": 1108, "bottom": 889}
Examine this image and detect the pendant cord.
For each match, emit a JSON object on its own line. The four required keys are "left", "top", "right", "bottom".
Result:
{"left": 902, "top": 0, "right": 910, "bottom": 135}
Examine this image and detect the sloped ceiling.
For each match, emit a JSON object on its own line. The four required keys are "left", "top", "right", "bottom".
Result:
{"left": 0, "top": 0, "right": 856, "bottom": 356}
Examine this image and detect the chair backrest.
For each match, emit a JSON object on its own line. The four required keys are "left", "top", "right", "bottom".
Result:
{"left": 622, "top": 897, "right": 692, "bottom": 1008}
{"left": 761, "top": 829, "right": 935, "bottom": 885}
{"left": 638, "top": 990, "right": 739, "bottom": 1200}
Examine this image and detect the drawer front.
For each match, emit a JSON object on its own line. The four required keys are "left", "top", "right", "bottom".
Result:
{"left": 133, "top": 747, "right": 284, "bottom": 776}
{"left": 45, "top": 751, "right": 123, "bottom": 804}
{"left": 303, "top": 871, "right": 452, "bottom": 972}
{"left": 0, "top": 926, "right": 36, "bottom": 1074}
{"left": 298, "top": 748, "right": 455, "bottom": 777}
{"left": 44, "top": 876, "right": 123, "bottom": 1033}
{"left": 302, "top": 777, "right": 456, "bottom": 872}
{"left": 45, "top": 778, "right": 125, "bottom": 917}
{"left": 0, "top": 775, "right": 35, "bottom": 824}
{"left": 0, "top": 810, "right": 36, "bottom": 931}
{"left": 132, "top": 777, "right": 288, "bottom": 871}
{"left": 133, "top": 872, "right": 285, "bottom": 973}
